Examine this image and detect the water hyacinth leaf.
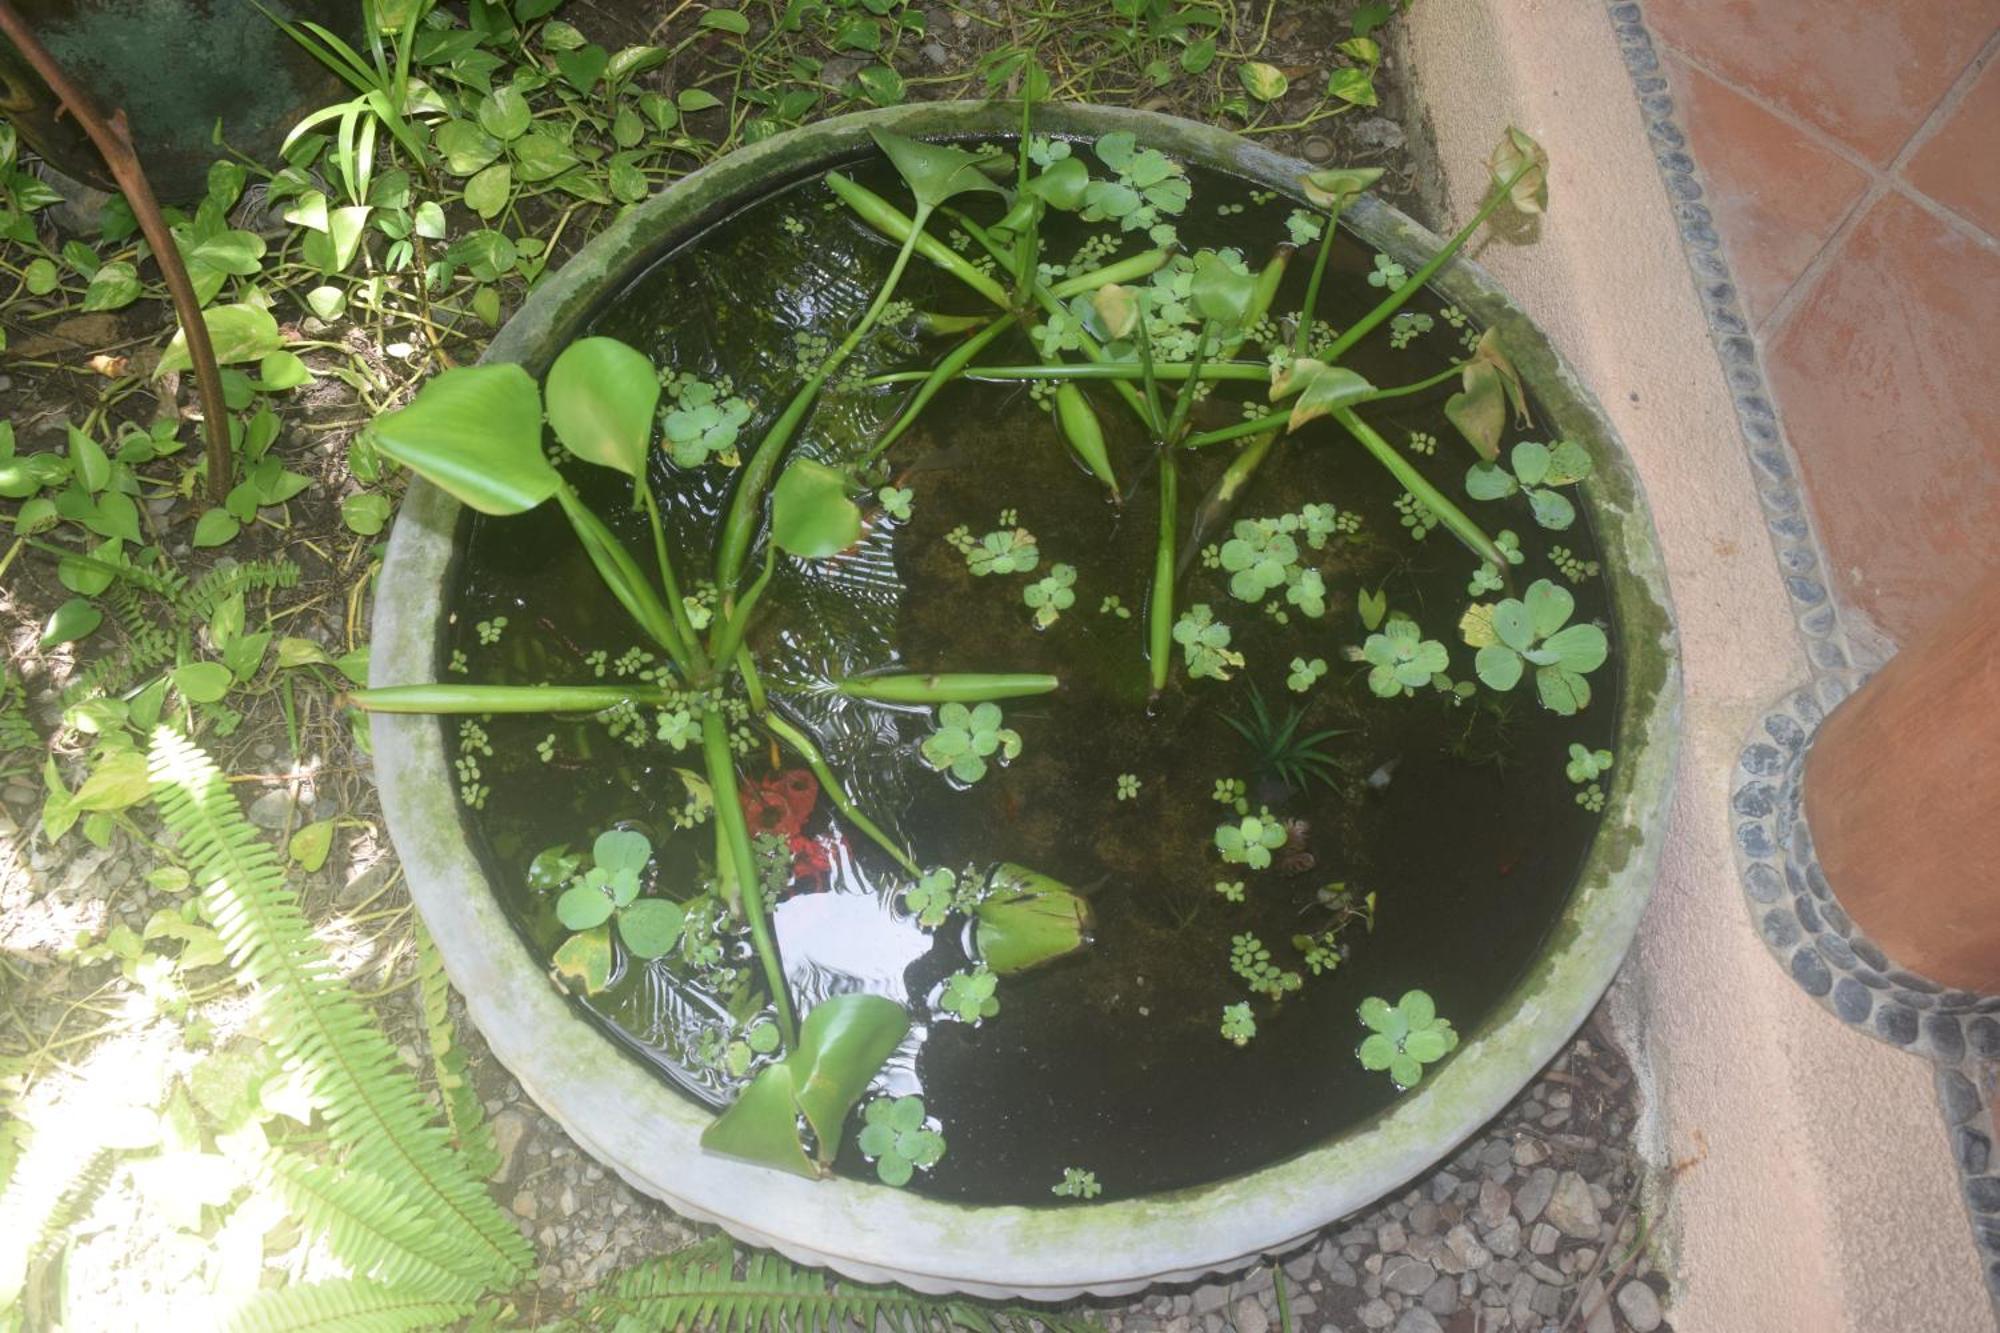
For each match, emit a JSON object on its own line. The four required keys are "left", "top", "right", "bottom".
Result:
{"left": 1444, "top": 363, "right": 1505, "bottom": 461}
{"left": 1489, "top": 126, "right": 1549, "bottom": 214}
{"left": 545, "top": 338, "right": 660, "bottom": 478}
{"left": 835, "top": 672, "right": 1058, "bottom": 704}
{"left": 701, "top": 1058, "right": 816, "bottom": 1179}
{"left": 1276, "top": 360, "right": 1374, "bottom": 432}
{"left": 869, "top": 129, "right": 1005, "bottom": 210}
{"left": 369, "top": 364, "right": 558, "bottom": 515}
{"left": 973, "top": 865, "right": 1094, "bottom": 974}
{"left": 771, "top": 459, "right": 861, "bottom": 559}
{"left": 1301, "top": 166, "right": 1382, "bottom": 212}
{"left": 616, "top": 899, "right": 684, "bottom": 959}
{"left": 1190, "top": 252, "right": 1256, "bottom": 329}
{"left": 1469, "top": 330, "right": 1529, "bottom": 426}
{"left": 553, "top": 926, "right": 614, "bottom": 994}
{"left": 701, "top": 993, "right": 910, "bottom": 1177}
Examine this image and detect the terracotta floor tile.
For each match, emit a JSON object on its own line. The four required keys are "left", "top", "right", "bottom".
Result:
{"left": 1767, "top": 192, "right": 2000, "bottom": 641}
{"left": 1665, "top": 53, "right": 1870, "bottom": 325}
{"left": 1648, "top": 0, "right": 1997, "bottom": 164}
{"left": 1903, "top": 50, "right": 2000, "bottom": 236}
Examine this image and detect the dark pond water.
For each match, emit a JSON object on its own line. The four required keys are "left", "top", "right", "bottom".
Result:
{"left": 442, "top": 141, "right": 1621, "bottom": 1206}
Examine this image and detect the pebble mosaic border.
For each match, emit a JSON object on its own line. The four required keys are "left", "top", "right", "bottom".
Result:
{"left": 1602, "top": 0, "right": 2000, "bottom": 1307}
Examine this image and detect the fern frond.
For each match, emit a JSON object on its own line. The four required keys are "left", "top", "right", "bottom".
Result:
{"left": 178, "top": 557, "right": 301, "bottom": 622}
{"left": 146, "top": 729, "right": 530, "bottom": 1291}
{"left": 262, "top": 1153, "right": 486, "bottom": 1302}
{"left": 0, "top": 1142, "right": 115, "bottom": 1309}
{"left": 225, "top": 1278, "right": 473, "bottom": 1333}
{"left": 576, "top": 1237, "right": 1103, "bottom": 1333}
{"left": 413, "top": 922, "right": 499, "bottom": 1180}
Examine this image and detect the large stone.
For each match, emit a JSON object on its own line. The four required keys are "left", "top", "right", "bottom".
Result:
{"left": 1514, "top": 1166, "right": 1556, "bottom": 1224}
{"left": 1477, "top": 1179, "right": 1512, "bottom": 1229}
{"left": 1376, "top": 1220, "right": 1408, "bottom": 1253}
{"left": 1486, "top": 1216, "right": 1522, "bottom": 1258}
{"left": 1617, "top": 1280, "right": 1665, "bottom": 1332}
{"left": 1393, "top": 1309, "right": 1442, "bottom": 1333}
{"left": 1382, "top": 1254, "right": 1437, "bottom": 1296}
{"left": 489, "top": 1108, "right": 529, "bottom": 1183}
{"left": 1358, "top": 1298, "right": 1396, "bottom": 1330}
{"left": 1232, "top": 1295, "right": 1270, "bottom": 1333}
{"left": 1545, "top": 1171, "right": 1603, "bottom": 1239}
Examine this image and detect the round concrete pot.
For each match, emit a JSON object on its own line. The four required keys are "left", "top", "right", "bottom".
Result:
{"left": 370, "top": 103, "right": 1682, "bottom": 1300}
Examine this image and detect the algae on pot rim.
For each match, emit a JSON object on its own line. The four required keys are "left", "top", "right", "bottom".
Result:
{"left": 364, "top": 101, "right": 1680, "bottom": 1294}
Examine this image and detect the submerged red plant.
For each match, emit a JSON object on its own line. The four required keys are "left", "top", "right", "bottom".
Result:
{"left": 740, "top": 768, "right": 837, "bottom": 891}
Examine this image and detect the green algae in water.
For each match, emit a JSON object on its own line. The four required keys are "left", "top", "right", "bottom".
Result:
{"left": 442, "top": 145, "right": 1621, "bottom": 1206}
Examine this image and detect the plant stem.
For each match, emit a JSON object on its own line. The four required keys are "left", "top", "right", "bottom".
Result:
{"left": 700, "top": 710, "right": 795, "bottom": 1048}
{"left": 637, "top": 479, "right": 707, "bottom": 675}
{"left": 0, "top": 1, "right": 233, "bottom": 503}
{"left": 1320, "top": 166, "right": 1530, "bottom": 366}
{"left": 1164, "top": 321, "right": 1214, "bottom": 445}
{"left": 1191, "top": 360, "right": 1465, "bottom": 448}
{"left": 763, "top": 712, "right": 919, "bottom": 877}
{"left": 824, "top": 172, "right": 1010, "bottom": 310}
{"left": 1295, "top": 207, "right": 1342, "bottom": 358}
{"left": 835, "top": 672, "right": 1059, "bottom": 704}
{"left": 708, "top": 548, "right": 774, "bottom": 672}
{"left": 864, "top": 361, "right": 1270, "bottom": 386}
{"left": 346, "top": 683, "right": 671, "bottom": 712}
{"left": 1330, "top": 405, "right": 1505, "bottom": 568}
{"left": 1149, "top": 449, "right": 1178, "bottom": 695}
{"left": 716, "top": 207, "right": 929, "bottom": 594}
{"left": 862, "top": 315, "right": 1011, "bottom": 464}
{"left": 553, "top": 480, "right": 690, "bottom": 667}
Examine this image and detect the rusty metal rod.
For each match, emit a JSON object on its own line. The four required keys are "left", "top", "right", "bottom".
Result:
{"left": 0, "top": 0, "right": 233, "bottom": 502}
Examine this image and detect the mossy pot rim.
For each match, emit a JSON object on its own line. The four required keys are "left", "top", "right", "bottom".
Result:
{"left": 370, "top": 102, "right": 1683, "bottom": 1300}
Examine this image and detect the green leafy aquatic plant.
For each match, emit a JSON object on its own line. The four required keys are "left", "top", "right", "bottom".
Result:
{"left": 1357, "top": 990, "right": 1459, "bottom": 1089}
{"left": 660, "top": 374, "right": 754, "bottom": 469}
{"left": 700, "top": 994, "right": 911, "bottom": 1180}
{"left": 1222, "top": 683, "right": 1345, "bottom": 792}
{"left": 1230, "top": 933, "right": 1301, "bottom": 1000}
{"left": 856, "top": 1096, "right": 946, "bottom": 1188}
{"left": 1220, "top": 1002, "right": 1258, "bottom": 1046}
{"left": 1566, "top": 743, "right": 1614, "bottom": 784}
{"left": 902, "top": 866, "right": 964, "bottom": 929}
{"left": 1288, "top": 657, "right": 1329, "bottom": 693}
{"left": 939, "top": 967, "right": 1001, "bottom": 1023}
{"left": 1215, "top": 808, "right": 1288, "bottom": 870}
{"left": 919, "top": 702, "right": 1022, "bottom": 784}
{"left": 974, "top": 865, "right": 1094, "bottom": 974}
{"left": 547, "top": 830, "right": 686, "bottom": 995}
{"left": 1459, "top": 579, "right": 1609, "bottom": 715}
{"left": 1358, "top": 616, "right": 1450, "bottom": 698}
{"left": 1052, "top": 1167, "right": 1103, "bottom": 1200}
{"left": 1465, "top": 439, "right": 1594, "bottom": 531}
{"left": 1173, "top": 604, "right": 1245, "bottom": 681}
{"left": 1024, "top": 562, "right": 1078, "bottom": 628}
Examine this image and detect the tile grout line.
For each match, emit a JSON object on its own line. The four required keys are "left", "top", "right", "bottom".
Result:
{"left": 1604, "top": 2, "right": 2000, "bottom": 1317}
{"left": 1659, "top": 31, "right": 2000, "bottom": 343}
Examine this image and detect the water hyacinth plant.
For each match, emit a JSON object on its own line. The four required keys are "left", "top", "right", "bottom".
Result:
{"left": 348, "top": 106, "right": 1604, "bottom": 1188}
